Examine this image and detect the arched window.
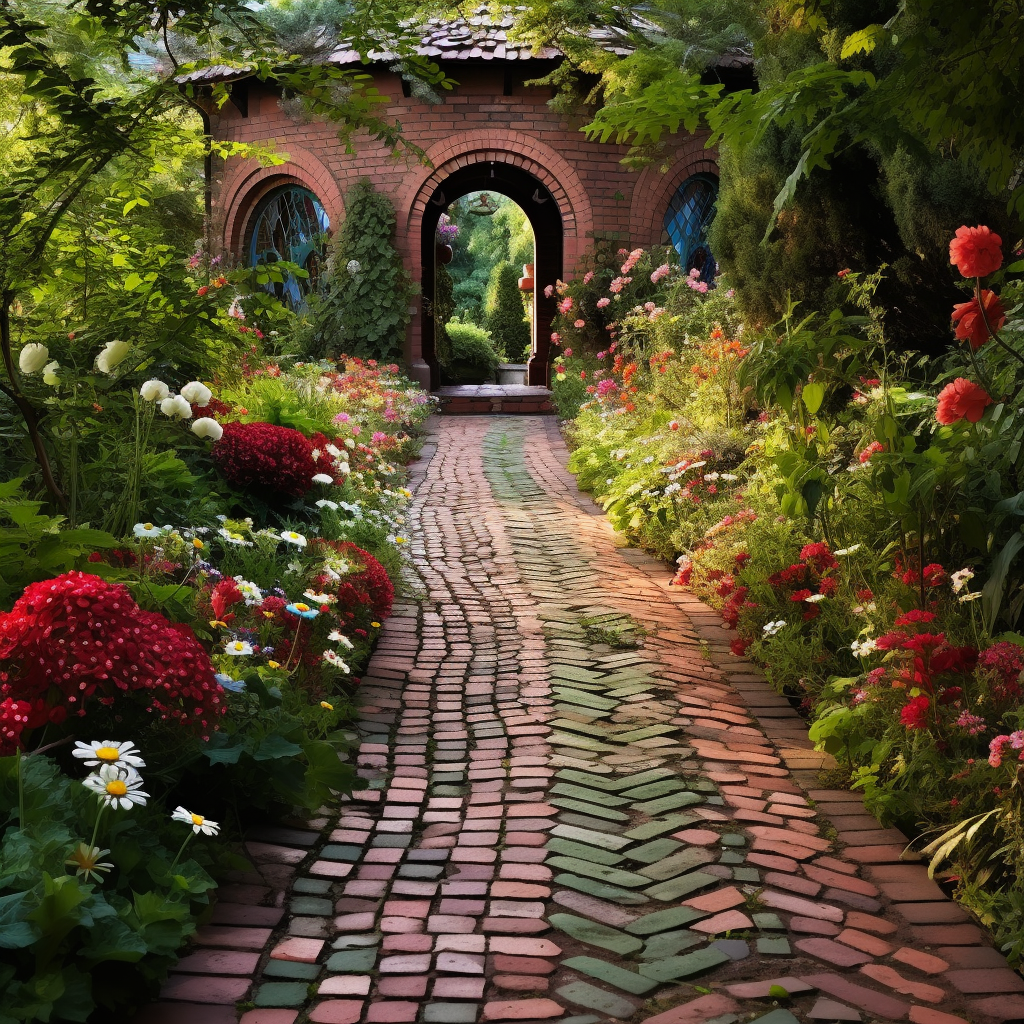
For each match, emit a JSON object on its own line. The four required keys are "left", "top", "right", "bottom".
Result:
{"left": 663, "top": 174, "right": 718, "bottom": 284}
{"left": 247, "top": 185, "right": 330, "bottom": 308}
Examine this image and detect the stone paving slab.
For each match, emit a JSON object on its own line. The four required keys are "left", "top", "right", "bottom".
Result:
{"left": 133, "top": 417, "right": 1018, "bottom": 1024}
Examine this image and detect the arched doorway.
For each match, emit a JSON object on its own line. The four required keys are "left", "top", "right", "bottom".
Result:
{"left": 420, "top": 162, "right": 563, "bottom": 390}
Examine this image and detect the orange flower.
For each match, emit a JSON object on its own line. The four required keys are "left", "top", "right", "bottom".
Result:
{"left": 936, "top": 378, "right": 993, "bottom": 425}
{"left": 949, "top": 225, "right": 1002, "bottom": 279}
{"left": 951, "top": 289, "right": 1006, "bottom": 350}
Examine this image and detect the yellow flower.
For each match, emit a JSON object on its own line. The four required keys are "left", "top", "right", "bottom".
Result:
{"left": 371, "top": 621, "right": 381, "bottom": 628}
{"left": 320, "top": 701, "right": 334, "bottom": 710}
{"left": 267, "top": 660, "right": 280, "bottom": 669}
{"left": 193, "top": 538, "right": 205, "bottom": 550}
{"left": 65, "top": 843, "right": 114, "bottom": 882}
{"left": 209, "top": 619, "right": 227, "bottom": 628}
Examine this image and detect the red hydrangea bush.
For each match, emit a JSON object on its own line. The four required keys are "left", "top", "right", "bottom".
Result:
{"left": 309, "top": 540, "right": 394, "bottom": 625}
{"left": 0, "top": 571, "right": 224, "bottom": 752}
{"left": 212, "top": 421, "right": 316, "bottom": 496}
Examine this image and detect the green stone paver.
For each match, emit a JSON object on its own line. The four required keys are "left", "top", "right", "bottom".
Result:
{"left": 550, "top": 823, "right": 632, "bottom": 850}
{"left": 720, "top": 850, "right": 744, "bottom": 864}
{"left": 753, "top": 913, "right": 785, "bottom": 931}
{"left": 319, "top": 844, "right": 362, "bottom": 861}
{"left": 552, "top": 689, "right": 619, "bottom": 711}
{"left": 550, "top": 718, "right": 615, "bottom": 738}
{"left": 254, "top": 982, "right": 310, "bottom": 1008}
{"left": 620, "top": 779, "right": 689, "bottom": 800}
{"left": 554, "top": 873, "right": 651, "bottom": 905}
{"left": 734, "top": 866, "right": 761, "bottom": 883}
{"left": 325, "top": 948, "right": 378, "bottom": 972}
{"left": 548, "top": 857, "right": 652, "bottom": 887}
{"left": 624, "top": 838, "right": 683, "bottom": 864}
{"left": 641, "top": 929, "right": 706, "bottom": 959}
{"left": 551, "top": 797, "right": 631, "bottom": 821}
{"left": 605, "top": 684, "right": 656, "bottom": 697}
{"left": 634, "top": 791, "right": 705, "bottom": 815}
{"left": 332, "top": 935, "right": 379, "bottom": 949}
{"left": 550, "top": 782, "right": 631, "bottom": 806}
{"left": 264, "top": 960, "right": 321, "bottom": 979}
{"left": 553, "top": 704, "right": 613, "bottom": 720}
{"left": 556, "top": 768, "right": 673, "bottom": 792}
{"left": 561, "top": 1016, "right": 602, "bottom": 1024}
{"left": 645, "top": 870, "right": 720, "bottom": 902}
{"left": 757, "top": 936, "right": 793, "bottom": 955}
{"left": 625, "top": 906, "right": 710, "bottom": 935}
{"left": 293, "top": 878, "right": 332, "bottom": 894}
{"left": 558, "top": 811, "right": 628, "bottom": 833}
{"left": 550, "top": 732, "right": 620, "bottom": 753}
{"left": 549, "top": 914, "right": 644, "bottom": 955}
{"left": 639, "top": 847, "right": 716, "bottom": 881}
{"left": 423, "top": 1004, "right": 478, "bottom": 1022}
{"left": 752, "top": 1011, "right": 801, "bottom": 1024}
{"left": 562, "top": 956, "right": 660, "bottom": 995}
{"left": 611, "top": 725, "right": 679, "bottom": 744}
{"left": 547, "top": 837, "right": 625, "bottom": 865}
{"left": 721, "top": 833, "right": 747, "bottom": 846}
{"left": 552, "top": 665, "right": 607, "bottom": 683}
{"left": 637, "top": 947, "right": 731, "bottom": 981}
{"left": 289, "top": 896, "right": 332, "bottom": 915}
{"left": 556, "top": 981, "right": 638, "bottom": 1019}
{"left": 622, "top": 814, "right": 699, "bottom": 841}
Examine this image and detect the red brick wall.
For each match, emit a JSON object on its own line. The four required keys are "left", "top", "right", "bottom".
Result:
{"left": 207, "top": 67, "right": 716, "bottom": 386}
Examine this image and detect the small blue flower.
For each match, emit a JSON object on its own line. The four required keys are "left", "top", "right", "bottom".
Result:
{"left": 285, "top": 602, "right": 319, "bottom": 620}
{"left": 215, "top": 673, "right": 247, "bottom": 693}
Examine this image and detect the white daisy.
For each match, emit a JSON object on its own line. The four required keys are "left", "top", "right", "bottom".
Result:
{"left": 133, "top": 523, "right": 165, "bottom": 539}
{"left": 303, "top": 591, "right": 335, "bottom": 604}
{"left": 224, "top": 640, "right": 253, "bottom": 656}
{"left": 72, "top": 739, "right": 146, "bottom": 769}
{"left": 316, "top": 499, "right": 339, "bottom": 511}
{"left": 280, "top": 530, "right": 307, "bottom": 547}
{"left": 82, "top": 765, "right": 149, "bottom": 810}
{"left": 171, "top": 806, "right": 220, "bottom": 836}
{"left": 312, "top": 473, "right": 334, "bottom": 485}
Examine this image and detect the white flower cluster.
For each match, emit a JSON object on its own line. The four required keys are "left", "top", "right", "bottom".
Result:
{"left": 851, "top": 637, "right": 878, "bottom": 658}
{"left": 140, "top": 379, "right": 222, "bottom": 439}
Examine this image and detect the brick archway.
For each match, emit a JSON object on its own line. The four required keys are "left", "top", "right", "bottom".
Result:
{"left": 399, "top": 133, "right": 594, "bottom": 389}
{"left": 219, "top": 147, "right": 345, "bottom": 256}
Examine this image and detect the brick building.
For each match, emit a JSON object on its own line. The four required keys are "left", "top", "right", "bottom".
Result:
{"left": 187, "top": 11, "right": 733, "bottom": 388}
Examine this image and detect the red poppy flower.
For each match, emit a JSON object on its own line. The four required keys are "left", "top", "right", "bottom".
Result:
{"left": 949, "top": 225, "right": 1002, "bottom": 279}
{"left": 900, "top": 695, "right": 931, "bottom": 730}
{"left": 936, "top": 378, "right": 993, "bottom": 425}
{"left": 951, "top": 290, "right": 1006, "bottom": 350}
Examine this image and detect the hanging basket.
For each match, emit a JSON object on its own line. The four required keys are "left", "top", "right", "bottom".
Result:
{"left": 436, "top": 244, "right": 453, "bottom": 265}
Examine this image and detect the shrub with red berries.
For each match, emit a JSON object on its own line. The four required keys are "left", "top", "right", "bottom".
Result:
{"left": 0, "top": 571, "right": 224, "bottom": 752}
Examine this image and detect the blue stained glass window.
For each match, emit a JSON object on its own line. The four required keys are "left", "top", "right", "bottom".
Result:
{"left": 247, "top": 185, "right": 330, "bottom": 308}
{"left": 664, "top": 174, "right": 718, "bottom": 284}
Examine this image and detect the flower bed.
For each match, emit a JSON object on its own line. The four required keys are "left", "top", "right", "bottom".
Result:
{"left": 554, "top": 234, "right": 1024, "bottom": 960}
{"left": 0, "top": 338, "right": 433, "bottom": 1018}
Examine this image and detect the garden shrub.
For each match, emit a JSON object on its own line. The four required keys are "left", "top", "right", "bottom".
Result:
{"left": 211, "top": 421, "right": 317, "bottom": 497}
{"left": 486, "top": 261, "right": 531, "bottom": 360}
{"left": 298, "top": 179, "right": 414, "bottom": 362}
{"left": 442, "top": 319, "right": 501, "bottom": 383}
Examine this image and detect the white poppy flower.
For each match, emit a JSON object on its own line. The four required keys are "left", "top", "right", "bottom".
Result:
{"left": 160, "top": 395, "right": 192, "bottom": 420}
{"left": 951, "top": 568, "right": 975, "bottom": 594}
{"left": 72, "top": 739, "right": 146, "bottom": 769}
{"left": 82, "top": 765, "right": 149, "bottom": 810}
{"left": 180, "top": 381, "right": 212, "bottom": 406}
{"left": 322, "top": 649, "right": 350, "bottom": 672}
{"left": 18, "top": 343, "right": 49, "bottom": 374}
{"left": 133, "top": 522, "right": 165, "bottom": 539}
{"left": 95, "top": 340, "right": 131, "bottom": 374}
{"left": 139, "top": 379, "right": 170, "bottom": 402}
{"left": 191, "top": 417, "right": 223, "bottom": 441}
{"left": 316, "top": 499, "right": 339, "bottom": 511}
{"left": 224, "top": 640, "right": 253, "bottom": 656}
{"left": 280, "top": 530, "right": 307, "bottom": 547}
{"left": 171, "top": 805, "right": 220, "bottom": 836}
{"left": 42, "top": 361, "right": 61, "bottom": 386}
{"left": 312, "top": 473, "right": 334, "bottom": 485}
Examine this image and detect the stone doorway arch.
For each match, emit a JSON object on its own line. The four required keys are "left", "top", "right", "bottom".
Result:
{"left": 418, "top": 162, "right": 563, "bottom": 390}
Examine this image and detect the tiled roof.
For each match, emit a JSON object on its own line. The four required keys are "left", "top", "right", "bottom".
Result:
{"left": 177, "top": 7, "right": 749, "bottom": 84}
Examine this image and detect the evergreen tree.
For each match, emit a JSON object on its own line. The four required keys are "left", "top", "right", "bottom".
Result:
{"left": 486, "top": 262, "right": 531, "bottom": 361}
{"left": 299, "top": 179, "right": 413, "bottom": 361}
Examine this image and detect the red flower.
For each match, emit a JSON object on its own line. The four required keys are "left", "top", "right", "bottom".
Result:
{"left": 212, "top": 421, "right": 316, "bottom": 497}
{"left": 900, "top": 695, "right": 931, "bottom": 730}
{"left": 922, "top": 564, "right": 948, "bottom": 588}
{"left": 210, "top": 578, "right": 243, "bottom": 623}
{"left": 949, "top": 225, "right": 1003, "bottom": 279}
{"left": 0, "top": 572, "right": 223, "bottom": 751}
{"left": 730, "top": 636, "right": 751, "bottom": 656}
{"left": 858, "top": 440, "right": 885, "bottom": 464}
{"left": 930, "top": 645, "right": 979, "bottom": 675}
{"left": 818, "top": 576, "right": 838, "bottom": 598}
{"left": 894, "top": 609, "right": 936, "bottom": 627}
{"left": 952, "top": 290, "right": 1006, "bottom": 350}
{"left": 936, "top": 378, "right": 993, "bottom": 425}
{"left": 790, "top": 589, "right": 813, "bottom": 603}
{"left": 309, "top": 540, "right": 394, "bottom": 624}
{"left": 856, "top": 588, "right": 874, "bottom": 602}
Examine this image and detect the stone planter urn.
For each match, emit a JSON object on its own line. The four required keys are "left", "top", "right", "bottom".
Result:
{"left": 497, "top": 363, "right": 528, "bottom": 385}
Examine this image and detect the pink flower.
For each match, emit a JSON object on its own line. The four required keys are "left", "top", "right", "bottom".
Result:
{"left": 372, "top": 431, "right": 387, "bottom": 443}
{"left": 550, "top": 332, "right": 561, "bottom": 344}
{"left": 596, "top": 297, "right": 611, "bottom": 308}
{"left": 563, "top": 348, "right": 573, "bottom": 357}
{"left": 334, "top": 412, "right": 350, "bottom": 423}
{"left": 558, "top": 297, "right": 573, "bottom": 314}
{"left": 596, "top": 351, "right": 606, "bottom": 360}
{"left": 583, "top": 271, "right": 594, "bottom": 284}
{"left": 350, "top": 425, "right": 361, "bottom": 436}
{"left": 650, "top": 264, "right": 671, "bottom": 283}
{"left": 574, "top": 319, "right": 585, "bottom": 328}
{"left": 543, "top": 284, "right": 555, "bottom": 298}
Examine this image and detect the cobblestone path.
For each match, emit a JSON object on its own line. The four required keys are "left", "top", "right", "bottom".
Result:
{"left": 143, "top": 417, "right": 1023, "bottom": 1024}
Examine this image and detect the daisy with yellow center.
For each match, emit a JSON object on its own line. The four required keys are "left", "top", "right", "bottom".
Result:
{"left": 65, "top": 843, "right": 114, "bottom": 882}
{"left": 73, "top": 739, "right": 146, "bottom": 769}
{"left": 171, "top": 805, "right": 220, "bottom": 836}
{"left": 224, "top": 639, "right": 254, "bottom": 656}
{"left": 82, "top": 765, "right": 149, "bottom": 810}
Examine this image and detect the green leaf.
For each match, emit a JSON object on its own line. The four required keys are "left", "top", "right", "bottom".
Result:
{"left": 982, "top": 531, "right": 1024, "bottom": 632}
{"left": 841, "top": 25, "right": 887, "bottom": 59}
{"left": 802, "top": 382, "right": 825, "bottom": 415}
{"left": 768, "top": 984, "right": 790, "bottom": 998}
{"left": 253, "top": 734, "right": 303, "bottom": 761}
{"left": 0, "top": 892, "right": 39, "bottom": 949}
{"left": 123, "top": 272, "right": 143, "bottom": 291}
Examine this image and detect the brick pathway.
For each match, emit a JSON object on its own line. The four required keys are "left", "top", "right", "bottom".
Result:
{"left": 139, "top": 417, "right": 1024, "bottom": 1024}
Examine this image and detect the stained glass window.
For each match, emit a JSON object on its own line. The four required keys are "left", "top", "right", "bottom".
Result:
{"left": 663, "top": 174, "right": 718, "bottom": 284}
{"left": 247, "top": 185, "right": 330, "bottom": 308}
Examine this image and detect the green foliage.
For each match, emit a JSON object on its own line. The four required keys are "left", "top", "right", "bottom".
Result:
{"left": 299, "top": 179, "right": 414, "bottom": 362}
{"left": 441, "top": 319, "right": 501, "bottom": 384}
{"left": 485, "top": 262, "right": 531, "bottom": 361}
{"left": 0, "top": 753, "right": 216, "bottom": 1022}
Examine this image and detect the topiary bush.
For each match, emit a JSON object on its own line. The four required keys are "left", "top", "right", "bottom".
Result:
{"left": 486, "top": 261, "right": 531, "bottom": 360}
{"left": 299, "top": 179, "right": 413, "bottom": 361}
{"left": 442, "top": 319, "right": 501, "bottom": 383}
